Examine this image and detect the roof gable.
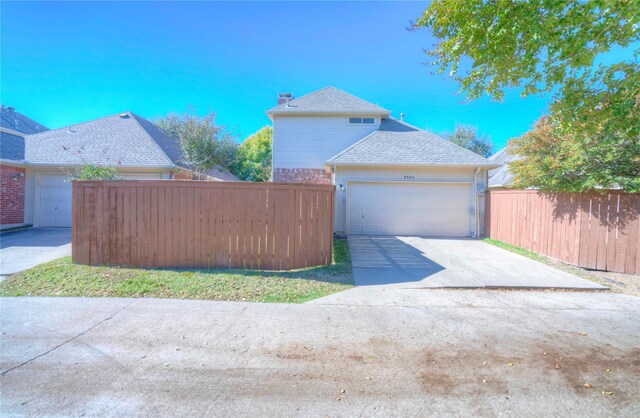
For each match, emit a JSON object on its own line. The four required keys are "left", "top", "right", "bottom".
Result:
{"left": 267, "top": 87, "right": 390, "bottom": 117}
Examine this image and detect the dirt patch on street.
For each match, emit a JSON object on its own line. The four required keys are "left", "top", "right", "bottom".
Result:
{"left": 266, "top": 336, "right": 640, "bottom": 405}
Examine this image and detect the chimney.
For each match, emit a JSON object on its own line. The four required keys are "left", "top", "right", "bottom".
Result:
{"left": 7, "top": 106, "right": 15, "bottom": 113}
{"left": 400, "top": 112, "right": 405, "bottom": 122}
{"left": 278, "top": 93, "right": 294, "bottom": 106}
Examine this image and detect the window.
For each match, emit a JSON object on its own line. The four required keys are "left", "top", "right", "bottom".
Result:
{"left": 348, "top": 117, "right": 375, "bottom": 125}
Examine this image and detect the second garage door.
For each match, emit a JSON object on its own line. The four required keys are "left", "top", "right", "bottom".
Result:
{"left": 347, "top": 182, "right": 472, "bottom": 237}
{"left": 35, "top": 172, "right": 164, "bottom": 227}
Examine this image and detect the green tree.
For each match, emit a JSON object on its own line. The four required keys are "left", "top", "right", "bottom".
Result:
{"left": 232, "top": 126, "right": 272, "bottom": 182}
{"left": 157, "top": 111, "right": 238, "bottom": 180}
{"left": 413, "top": 0, "right": 640, "bottom": 191}
{"left": 443, "top": 125, "right": 493, "bottom": 157}
{"left": 509, "top": 116, "right": 640, "bottom": 193}
{"left": 71, "top": 164, "right": 120, "bottom": 180}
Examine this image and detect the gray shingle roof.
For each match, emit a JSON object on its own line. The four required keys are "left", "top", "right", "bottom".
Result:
{"left": 25, "top": 112, "right": 178, "bottom": 168}
{"left": 327, "top": 118, "right": 496, "bottom": 166}
{"left": 267, "top": 87, "right": 390, "bottom": 116}
{"left": 488, "top": 147, "right": 517, "bottom": 187}
{"left": 0, "top": 130, "right": 26, "bottom": 161}
{"left": 1, "top": 106, "right": 48, "bottom": 135}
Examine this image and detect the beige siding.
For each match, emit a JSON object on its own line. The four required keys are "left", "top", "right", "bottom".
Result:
{"left": 334, "top": 166, "right": 488, "bottom": 235}
{"left": 272, "top": 115, "right": 380, "bottom": 169}
{"left": 24, "top": 167, "right": 171, "bottom": 225}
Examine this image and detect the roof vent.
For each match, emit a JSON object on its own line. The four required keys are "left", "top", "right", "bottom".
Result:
{"left": 119, "top": 113, "right": 130, "bottom": 119}
{"left": 400, "top": 113, "right": 405, "bottom": 122}
{"left": 278, "top": 93, "right": 294, "bottom": 106}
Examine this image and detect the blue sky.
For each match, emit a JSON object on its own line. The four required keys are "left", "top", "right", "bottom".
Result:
{"left": 0, "top": 1, "right": 630, "bottom": 150}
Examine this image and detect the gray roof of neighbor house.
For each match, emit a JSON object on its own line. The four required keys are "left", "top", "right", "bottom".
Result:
{"left": 488, "top": 147, "right": 517, "bottom": 187}
{"left": 25, "top": 112, "right": 179, "bottom": 168}
{"left": 327, "top": 118, "right": 497, "bottom": 167}
{"left": 22, "top": 112, "right": 240, "bottom": 180}
{"left": 267, "top": 87, "right": 390, "bottom": 117}
{"left": 0, "top": 130, "right": 26, "bottom": 161}
{"left": 1, "top": 106, "right": 49, "bottom": 135}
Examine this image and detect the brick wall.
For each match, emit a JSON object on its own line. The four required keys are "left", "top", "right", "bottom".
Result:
{"left": 273, "top": 168, "right": 332, "bottom": 185}
{"left": 0, "top": 165, "right": 26, "bottom": 225}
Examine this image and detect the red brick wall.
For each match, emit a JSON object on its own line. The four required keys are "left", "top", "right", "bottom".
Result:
{"left": 0, "top": 165, "right": 26, "bottom": 225}
{"left": 273, "top": 168, "right": 332, "bottom": 185}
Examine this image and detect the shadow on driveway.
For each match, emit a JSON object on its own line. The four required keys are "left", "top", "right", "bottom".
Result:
{"left": 347, "top": 235, "right": 607, "bottom": 290}
{"left": 348, "top": 236, "right": 445, "bottom": 285}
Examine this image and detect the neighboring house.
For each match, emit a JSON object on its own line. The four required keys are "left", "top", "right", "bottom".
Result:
{"left": 267, "top": 87, "right": 497, "bottom": 237}
{"left": 1, "top": 105, "right": 49, "bottom": 135}
{"left": 1, "top": 106, "right": 49, "bottom": 228}
{"left": 0, "top": 111, "right": 238, "bottom": 229}
{"left": 488, "top": 147, "right": 516, "bottom": 189}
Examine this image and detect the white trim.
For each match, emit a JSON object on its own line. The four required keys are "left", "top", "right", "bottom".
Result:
{"left": 327, "top": 161, "right": 500, "bottom": 168}
{"left": 0, "top": 127, "right": 26, "bottom": 137}
{"left": 0, "top": 159, "right": 27, "bottom": 167}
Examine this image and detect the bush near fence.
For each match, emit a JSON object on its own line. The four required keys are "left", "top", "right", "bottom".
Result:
{"left": 485, "top": 190, "right": 639, "bottom": 275}
{"left": 72, "top": 181, "right": 335, "bottom": 270}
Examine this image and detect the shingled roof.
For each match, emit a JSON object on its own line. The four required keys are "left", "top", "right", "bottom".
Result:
{"left": 327, "top": 118, "right": 496, "bottom": 167}
{"left": 488, "top": 147, "right": 517, "bottom": 187}
{"left": 1, "top": 106, "right": 48, "bottom": 135}
{"left": 0, "top": 130, "right": 26, "bottom": 162}
{"left": 25, "top": 112, "right": 178, "bottom": 168}
{"left": 267, "top": 87, "right": 390, "bottom": 117}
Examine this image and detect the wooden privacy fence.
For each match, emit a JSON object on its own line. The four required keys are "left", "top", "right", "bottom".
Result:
{"left": 72, "top": 181, "right": 335, "bottom": 270}
{"left": 485, "top": 190, "right": 640, "bottom": 275}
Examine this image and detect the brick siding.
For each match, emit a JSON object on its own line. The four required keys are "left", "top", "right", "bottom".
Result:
{"left": 0, "top": 165, "right": 25, "bottom": 225}
{"left": 273, "top": 168, "right": 332, "bottom": 185}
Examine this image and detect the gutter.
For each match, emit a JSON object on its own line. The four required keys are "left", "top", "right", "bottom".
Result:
{"left": 325, "top": 162, "right": 500, "bottom": 169}
{"left": 21, "top": 162, "right": 177, "bottom": 170}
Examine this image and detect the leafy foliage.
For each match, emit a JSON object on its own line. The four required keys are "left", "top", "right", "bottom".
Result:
{"left": 509, "top": 116, "right": 640, "bottom": 192}
{"left": 413, "top": 0, "right": 640, "bottom": 192}
{"left": 232, "top": 126, "right": 272, "bottom": 182}
{"left": 71, "top": 164, "right": 120, "bottom": 180}
{"left": 157, "top": 111, "right": 238, "bottom": 180}
{"left": 443, "top": 125, "right": 493, "bottom": 157}
{"left": 413, "top": 0, "right": 639, "bottom": 100}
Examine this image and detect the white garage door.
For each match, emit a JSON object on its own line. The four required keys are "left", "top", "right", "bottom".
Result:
{"left": 36, "top": 174, "right": 73, "bottom": 227}
{"left": 347, "top": 182, "right": 472, "bottom": 237}
{"left": 35, "top": 172, "right": 163, "bottom": 227}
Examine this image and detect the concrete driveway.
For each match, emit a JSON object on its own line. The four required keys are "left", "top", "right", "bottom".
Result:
{"left": 348, "top": 236, "right": 607, "bottom": 290}
{"left": 0, "top": 228, "right": 72, "bottom": 277}
{"left": 1, "top": 294, "right": 639, "bottom": 417}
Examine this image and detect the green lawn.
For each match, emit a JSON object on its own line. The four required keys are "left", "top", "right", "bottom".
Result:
{"left": 0, "top": 239, "right": 353, "bottom": 303}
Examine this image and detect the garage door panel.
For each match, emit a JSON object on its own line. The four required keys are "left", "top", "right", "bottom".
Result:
{"left": 347, "top": 182, "right": 471, "bottom": 237}
{"left": 36, "top": 174, "right": 73, "bottom": 227}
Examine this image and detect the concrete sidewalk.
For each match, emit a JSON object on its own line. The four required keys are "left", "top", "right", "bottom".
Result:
{"left": 2, "top": 294, "right": 639, "bottom": 417}
{"left": 348, "top": 236, "right": 607, "bottom": 290}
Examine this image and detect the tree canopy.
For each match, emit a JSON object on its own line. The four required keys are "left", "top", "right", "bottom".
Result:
{"left": 509, "top": 116, "right": 640, "bottom": 193}
{"left": 157, "top": 111, "right": 238, "bottom": 180}
{"left": 231, "top": 126, "right": 272, "bottom": 182}
{"left": 413, "top": 0, "right": 640, "bottom": 192}
{"left": 443, "top": 125, "right": 493, "bottom": 157}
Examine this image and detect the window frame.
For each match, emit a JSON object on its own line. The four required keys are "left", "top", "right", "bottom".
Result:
{"left": 348, "top": 117, "right": 376, "bottom": 125}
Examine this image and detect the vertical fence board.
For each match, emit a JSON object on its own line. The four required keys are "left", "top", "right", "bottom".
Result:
{"left": 72, "top": 181, "right": 337, "bottom": 270}
{"left": 485, "top": 190, "right": 639, "bottom": 275}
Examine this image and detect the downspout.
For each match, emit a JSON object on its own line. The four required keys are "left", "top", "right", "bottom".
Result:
{"left": 473, "top": 167, "right": 480, "bottom": 238}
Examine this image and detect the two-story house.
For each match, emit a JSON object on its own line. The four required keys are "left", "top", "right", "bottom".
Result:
{"left": 267, "top": 87, "right": 497, "bottom": 238}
